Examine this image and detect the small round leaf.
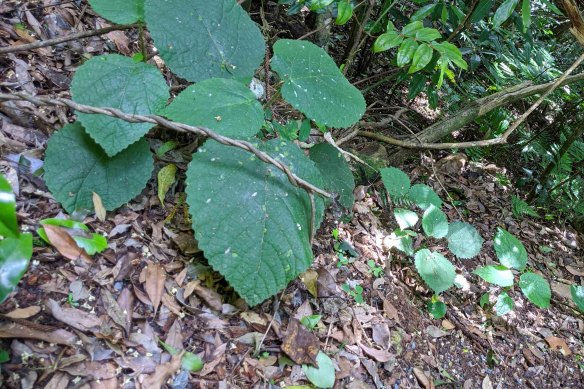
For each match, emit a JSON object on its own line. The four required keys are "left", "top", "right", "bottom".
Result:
{"left": 519, "top": 272, "right": 550, "bottom": 308}
{"left": 414, "top": 249, "right": 456, "bottom": 294}
{"left": 380, "top": 167, "right": 411, "bottom": 200}
{"left": 447, "top": 222, "right": 483, "bottom": 259}
{"left": 303, "top": 351, "right": 335, "bottom": 388}
{"left": 494, "top": 228, "right": 527, "bottom": 271}
{"left": 409, "top": 184, "right": 442, "bottom": 210}
{"left": 422, "top": 204, "right": 449, "bottom": 238}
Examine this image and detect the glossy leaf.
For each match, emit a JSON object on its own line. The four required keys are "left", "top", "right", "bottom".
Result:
{"left": 44, "top": 123, "right": 153, "bottom": 213}
{"left": 494, "top": 292, "right": 514, "bottom": 316}
{"left": 414, "top": 249, "right": 456, "bottom": 293}
{"left": 186, "top": 139, "right": 324, "bottom": 306}
{"left": 402, "top": 21, "right": 424, "bottom": 37}
{"left": 144, "top": 0, "right": 265, "bottom": 82}
{"left": 474, "top": 265, "right": 514, "bottom": 287}
{"left": 493, "top": 0, "right": 519, "bottom": 28}
{"left": 335, "top": 0, "right": 352, "bottom": 25}
{"left": 309, "top": 143, "right": 355, "bottom": 209}
{"left": 493, "top": 228, "right": 527, "bottom": 271}
{"left": 447, "top": 222, "right": 483, "bottom": 259}
{"left": 416, "top": 28, "right": 442, "bottom": 42}
{"left": 272, "top": 39, "right": 366, "bottom": 128}
{"left": 519, "top": 272, "right": 550, "bottom": 308}
{"left": 397, "top": 38, "right": 419, "bottom": 67}
{"left": 88, "top": 0, "right": 144, "bottom": 24}
{"left": 411, "top": 4, "right": 437, "bottom": 21}
{"left": 571, "top": 285, "right": 584, "bottom": 312}
{"left": 373, "top": 31, "right": 403, "bottom": 53}
{"left": 0, "top": 234, "right": 32, "bottom": 303}
{"left": 409, "top": 43, "right": 433, "bottom": 73}
{"left": 0, "top": 174, "right": 18, "bottom": 238}
{"left": 162, "top": 78, "right": 264, "bottom": 139}
{"left": 521, "top": 0, "right": 531, "bottom": 31}
{"left": 74, "top": 234, "right": 108, "bottom": 255}
{"left": 71, "top": 54, "right": 169, "bottom": 156}
{"left": 470, "top": 0, "right": 493, "bottom": 22}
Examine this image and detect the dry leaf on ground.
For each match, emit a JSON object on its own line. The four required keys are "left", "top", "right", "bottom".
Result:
{"left": 143, "top": 262, "right": 166, "bottom": 314}
{"left": 44, "top": 224, "right": 91, "bottom": 262}
{"left": 281, "top": 318, "right": 319, "bottom": 365}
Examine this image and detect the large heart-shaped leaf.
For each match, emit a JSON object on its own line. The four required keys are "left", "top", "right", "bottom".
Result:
{"left": 162, "top": 78, "right": 264, "bottom": 139}
{"left": 144, "top": 0, "right": 265, "bottom": 82}
{"left": 414, "top": 249, "right": 456, "bottom": 293}
{"left": 0, "top": 234, "right": 32, "bottom": 303}
{"left": 493, "top": 228, "right": 527, "bottom": 271}
{"left": 44, "top": 123, "right": 153, "bottom": 213}
{"left": 186, "top": 139, "right": 325, "bottom": 306}
{"left": 309, "top": 143, "right": 355, "bottom": 209}
{"left": 271, "top": 39, "right": 365, "bottom": 128}
{"left": 0, "top": 174, "right": 18, "bottom": 238}
{"left": 88, "top": 0, "right": 144, "bottom": 24}
{"left": 71, "top": 54, "right": 169, "bottom": 156}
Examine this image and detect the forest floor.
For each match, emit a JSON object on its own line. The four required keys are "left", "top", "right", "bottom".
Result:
{"left": 1, "top": 1, "right": 584, "bottom": 388}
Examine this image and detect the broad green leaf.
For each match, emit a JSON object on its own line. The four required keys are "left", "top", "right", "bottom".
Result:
{"left": 37, "top": 218, "right": 89, "bottom": 244}
{"left": 161, "top": 78, "right": 264, "bottom": 139}
{"left": 88, "top": 0, "right": 144, "bottom": 24}
{"left": 71, "top": 54, "right": 169, "bottom": 156}
{"left": 0, "top": 174, "right": 18, "bottom": 238}
{"left": 271, "top": 39, "right": 366, "bottom": 128}
{"left": 422, "top": 204, "right": 449, "bottom": 238}
{"left": 479, "top": 292, "right": 490, "bottom": 308}
{"left": 336, "top": 0, "right": 352, "bottom": 25}
{"left": 303, "top": 351, "right": 335, "bottom": 388}
{"left": 493, "top": 228, "right": 527, "bottom": 271}
{"left": 394, "top": 208, "right": 419, "bottom": 229}
{"left": 416, "top": 28, "right": 442, "bottom": 42}
{"left": 494, "top": 292, "right": 514, "bottom": 316}
{"left": 310, "top": 0, "right": 334, "bottom": 11}
{"left": 44, "top": 123, "right": 153, "bottom": 213}
{"left": 309, "top": 143, "right": 355, "bottom": 209}
{"left": 0, "top": 234, "right": 32, "bottom": 303}
{"left": 571, "top": 285, "right": 584, "bottom": 312}
{"left": 408, "top": 73, "right": 427, "bottom": 99}
{"left": 474, "top": 265, "right": 514, "bottom": 287}
{"left": 402, "top": 21, "right": 424, "bottom": 37}
{"left": 157, "top": 164, "right": 177, "bottom": 206}
{"left": 414, "top": 249, "right": 456, "bottom": 293}
{"left": 380, "top": 167, "right": 410, "bottom": 200}
{"left": 182, "top": 352, "right": 204, "bottom": 372}
{"left": 397, "top": 38, "right": 419, "bottom": 67}
{"left": 74, "top": 234, "right": 108, "bottom": 255}
{"left": 411, "top": 4, "right": 437, "bottom": 21}
{"left": 409, "top": 184, "right": 442, "bottom": 210}
{"left": 373, "top": 31, "right": 403, "bottom": 53}
{"left": 470, "top": 0, "right": 493, "bottom": 22}
{"left": 493, "top": 0, "right": 519, "bottom": 28}
{"left": 426, "top": 297, "right": 446, "bottom": 319}
{"left": 521, "top": 0, "right": 531, "bottom": 31}
{"left": 186, "top": 139, "right": 324, "bottom": 306}
{"left": 0, "top": 349, "right": 8, "bottom": 364}
{"left": 447, "top": 222, "right": 483, "bottom": 259}
{"left": 386, "top": 230, "right": 415, "bottom": 256}
{"left": 433, "top": 42, "right": 467, "bottom": 70}
{"left": 409, "top": 43, "right": 433, "bottom": 73}
{"left": 519, "top": 273, "right": 550, "bottom": 308}
{"left": 540, "top": 0, "right": 562, "bottom": 15}
{"left": 144, "top": 0, "right": 265, "bottom": 82}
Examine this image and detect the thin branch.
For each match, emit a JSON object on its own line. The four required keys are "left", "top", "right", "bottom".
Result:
{"left": 357, "top": 52, "right": 584, "bottom": 150}
{"left": 0, "top": 92, "right": 332, "bottom": 200}
{"left": 0, "top": 24, "right": 137, "bottom": 54}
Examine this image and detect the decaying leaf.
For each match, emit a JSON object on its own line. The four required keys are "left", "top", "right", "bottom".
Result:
{"left": 139, "top": 351, "right": 183, "bottom": 389}
{"left": 46, "top": 298, "right": 102, "bottom": 332}
{"left": 92, "top": 191, "right": 107, "bottom": 221}
{"left": 0, "top": 322, "right": 78, "bottom": 346}
{"left": 100, "top": 289, "right": 128, "bottom": 331}
{"left": 143, "top": 262, "right": 166, "bottom": 314}
{"left": 413, "top": 367, "right": 435, "bottom": 389}
{"left": 281, "top": 318, "right": 320, "bottom": 365}
{"left": 358, "top": 342, "right": 393, "bottom": 363}
{"left": 44, "top": 224, "right": 91, "bottom": 262}
{"left": 157, "top": 163, "right": 177, "bottom": 206}
{"left": 545, "top": 336, "right": 572, "bottom": 356}
{"left": 300, "top": 268, "right": 319, "bottom": 297}
{"left": 4, "top": 305, "right": 41, "bottom": 319}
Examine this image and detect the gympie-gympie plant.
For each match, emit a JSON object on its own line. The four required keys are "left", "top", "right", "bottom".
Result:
{"left": 44, "top": 0, "right": 370, "bottom": 306}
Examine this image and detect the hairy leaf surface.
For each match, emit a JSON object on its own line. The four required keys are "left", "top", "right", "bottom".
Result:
{"left": 71, "top": 54, "right": 169, "bottom": 156}
{"left": 447, "top": 221, "right": 483, "bottom": 259}
{"left": 422, "top": 204, "right": 448, "bottom": 238}
{"left": 186, "top": 139, "right": 325, "bottom": 306}
{"left": 271, "top": 39, "right": 365, "bottom": 128}
{"left": 414, "top": 249, "right": 455, "bottom": 293}
{"left": 145, "top": 0, "right": 265, "bottom": 82}
{"left": 44, "top": 123, "right": 153, "bottom": 213}
{"left": 162, "top": 78, "right": 264, "bottom": 139}
{"left": 309, "top": 143, "right": 355, "bottom": 209}
{"left": 88, "top": 0, "right": 144, "bottom": 24}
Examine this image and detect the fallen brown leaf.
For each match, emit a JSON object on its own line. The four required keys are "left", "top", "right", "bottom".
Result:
{"left": 44, "top": 225, "right": 91, "bottom": 262}
{"left": 358, "top": 342, "right": 393, "bottom": 363}
{"left": 100, "top": 289, "right": 127, "bottom": 331}
{"left": 0, "top": 322, "right": 78, "bottom": 346}
{"left": 143, "top": 262, "right": 166, "bottom": 314}
{"left": 413, "top": 367, "right": 435, "bottom": 389}
{"left": 46, "top": 299, "right": 102, "bottom": 332}
{"left": 187, "top": 280, "right": 222, "bottom": 311}
{"left": 545, "top": 336, "right": 572, "bottom": 356}
{"left": 300, "top": 269, "right": 318, "bottom": 297}
{"left": 281, "top": 318, "right": 319, "bottom": 365}
{"left": 4, "top": 305, "right": 41, "bottom": 319}
{"left": 60, "top": 361, "right": 117, "bottom": 380}
{"left": 139, "top": 351, "right": 183, "bottom": 389}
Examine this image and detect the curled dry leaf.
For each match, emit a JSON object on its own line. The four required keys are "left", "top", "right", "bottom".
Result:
{"left": 46, "top": 298, "right": 102, "bottom": 332}
{"left": 4, "top": 305, "right": 41, "bottom": 319}
{"left": 545, "top": 336, "right": 572, "bottom": 356}
{"left": 281, "top": 318, "right": 320, "bottom": 365}
{"left": 143, "top": 262, "right": 166, "bottom": 314}
{"left": 44, "top": 224, "right": 92, "bottom": 262}
{"left": 358, "top": 342, "right": 393, "bottom": 363}
{"left": 186, "top": 280, "right": 222, "bottom": 311}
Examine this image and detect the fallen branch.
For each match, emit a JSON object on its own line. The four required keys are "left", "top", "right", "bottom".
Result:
{"left": 0, "top": 92, "right": 332, "bottom": 200}
{"left": 0, "top": 24, "right": 137, "bottom": 54}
